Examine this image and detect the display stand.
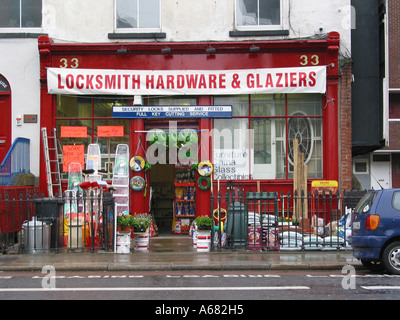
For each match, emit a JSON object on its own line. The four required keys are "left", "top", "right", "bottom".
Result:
{"left": 173, "top": 168, "right": 196, "bottom": 235}
{"left": 112, "top": 144, "right": 130, "bottom": 252}
{"left": 86, "top": 144, "right": 101, "bottom": 179}
{"left": 112, "top": 144, "right": 130, "bottom": 215}
{"left": 83, "top": 144, "right": 102, "bottom": 250}
{"left": 63, "top": 163, "right": 84, "bottom": 249}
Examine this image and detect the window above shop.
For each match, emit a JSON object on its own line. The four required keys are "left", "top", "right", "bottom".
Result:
{"left": 0, "top": 0, "right": 42, "bottom": 29}
{"left": 115, "top": 0, "right": 160, "bottom": 30}
{"left": 232, "top": 0, "right": 289, "bottom": 37}
{"left": 110, "top": 0, "right": 165, "bottom": 39}
{"left": 236, "top": 0, "right": 281, "bottom": 27}
{"left": 236, "top": 0, "right": 284, "bottom": 29}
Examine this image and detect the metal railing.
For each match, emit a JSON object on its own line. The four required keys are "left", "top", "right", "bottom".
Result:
{"left": 211, "top": 184, "right": 366, "bottom": 252}
{"left": 0, "top": 190, "right": 115, "bottom": 254}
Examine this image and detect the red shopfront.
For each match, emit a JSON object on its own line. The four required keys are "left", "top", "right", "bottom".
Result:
{"left": 38, "top": 33, "right": 341, "bottom": 233}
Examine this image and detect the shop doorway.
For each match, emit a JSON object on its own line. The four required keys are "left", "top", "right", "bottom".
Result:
{"left": 145, "top": 119, "right": 199, "bottom": 236}
{"left": 150, "top": 164, "right": 175, "bottom": 234}
{"left": 150, "top": 163, "right": 197, "bottom": 235}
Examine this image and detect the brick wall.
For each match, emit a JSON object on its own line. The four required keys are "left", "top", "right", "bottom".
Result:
{"left": 339, "top": 61, "right": 353, "bottom": 191}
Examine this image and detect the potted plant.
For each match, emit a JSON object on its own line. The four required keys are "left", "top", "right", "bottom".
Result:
{"left": 131, "top": 213, "right": 153, "bottom": 251}
{"left": 194, "top": 216, "right": 213, "bottom": 252}
{"left": 117, "top": 214, "right": 131, "bottom": 232}
{"left": 194, "top": 216, "right": 213, "bottom": 230}
{"left": 130, "top": 213, "right": 152, "bottom": 232}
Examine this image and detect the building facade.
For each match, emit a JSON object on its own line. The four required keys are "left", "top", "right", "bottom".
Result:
{"left": 0, "top": 0, "right": 354, "bottom": 233}
{"left": 352, "top": 0, "right": 391, "bottom": 190}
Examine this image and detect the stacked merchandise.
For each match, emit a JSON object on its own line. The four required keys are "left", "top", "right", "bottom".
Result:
{"left": 302, "top": 235, "right": 324, "bottom": 250}
{"left": 279, "top": 231, "right": 303, "bottom": 250}
{"left": 262, "top": 214, "right": 279, "bottom": 251}
{"left": 322, "top": 236, "right": 346, "bottom": 250}
{"left": 337, "top": 210, "right": 352, "bottom": 249}
{"left": 248, "top": 212, "right": 260, "bottom": 227}
{"left": 247, "top": 212, "right": 262, "bottom": 251}
{"left": 247, "top": 211, "right": 351, "bottom": 252}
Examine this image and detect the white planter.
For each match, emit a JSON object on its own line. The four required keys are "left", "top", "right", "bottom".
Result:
{"left": 133, "top": 231, "right": 149, "bottom": 251}
{"left": 116, "top": 231, "right": 131, "bottom": 254}
{"left": 196, "top": 230, "right": 211, "bottom": 252}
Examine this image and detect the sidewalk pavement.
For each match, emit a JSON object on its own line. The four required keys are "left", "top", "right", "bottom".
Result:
{"left": 0, "top": 235, "right": 362, "bottom": 272}
{"left": 0, "top": 250, "right": 362, "bottom": 273}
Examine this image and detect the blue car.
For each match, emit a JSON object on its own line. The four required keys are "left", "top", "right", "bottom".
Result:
{"left": 351, "top": 188, "right": 400, "bottom": 274}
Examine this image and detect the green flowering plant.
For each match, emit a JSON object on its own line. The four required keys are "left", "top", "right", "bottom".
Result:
{"left": 194, "top": 215, "right": 213, "bottom": 230}
{"left": 117, "top": 214, "right": 131, "bottom": 227}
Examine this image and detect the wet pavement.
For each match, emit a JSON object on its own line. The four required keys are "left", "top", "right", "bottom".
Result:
{"left": 0, "top": 235, "right": 362, "bottom": 272}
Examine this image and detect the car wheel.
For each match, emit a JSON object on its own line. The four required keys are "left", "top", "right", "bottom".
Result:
{"left": 361, "top": 259, "right": 384, "bottom": 272}
{"left": 382, "top": 241, "right": 400, "bottom": 275}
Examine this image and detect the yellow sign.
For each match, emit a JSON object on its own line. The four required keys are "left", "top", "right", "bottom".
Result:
{"left": 311, "top": 180, "right": 338, "bottom": 188}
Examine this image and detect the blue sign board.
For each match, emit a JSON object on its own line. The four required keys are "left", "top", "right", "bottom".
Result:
{"left": 112, "top": 105, "right": 232, "bottom": 119}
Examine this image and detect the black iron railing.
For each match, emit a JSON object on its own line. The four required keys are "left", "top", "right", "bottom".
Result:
{"left": 211, "top": 186, "right": 367, "bottom": 252}
{"left": 0, "top": 190, "right": 115, "bottom": 254}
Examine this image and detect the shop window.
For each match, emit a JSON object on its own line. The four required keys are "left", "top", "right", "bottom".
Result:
{"left": 0, "top": 0, "right": 42, "bottom": 28}
{"left": 372, "top": 154, "right": 390, "bottom": 162}
{"left": 353, "top": 160, "right": 368, "bottom": 174}
{"left": 236, "top": 0, "right": 281, "bottom": 29}
{"left": 214, "top": 118, "right": 251, "bottom": 180}
{"left": 148, "top": 96, "right": 196, "bottom": 107}
{"left": 214, "top": 94, "right": 323, "bottom": 180}
{"left": 115, "top": 0, "right": 160, "bottom": 30}
{"left": 56, "top": 96, "right": 130, "bottom": 180}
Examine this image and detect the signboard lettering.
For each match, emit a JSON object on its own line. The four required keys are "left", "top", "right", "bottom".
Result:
{"left": 47, "top": 66, "right": 326, "bottom": 96}
{"left": 60, "top": 126, "right": 87, "bottom": 138}
{"left": 63, "top": 145, "right": 84, "bottom": 172}
{"left": 112, "top": 105, "right": 232, "bottom": 119}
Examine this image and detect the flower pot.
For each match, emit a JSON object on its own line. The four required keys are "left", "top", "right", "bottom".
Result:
{"left": 196, "top": 230, "right": 211, "bottom": 252}
{"left": 117, "top": 226, "right": 131, "bottom": 232}
{"left": 133, "top": 231, "right": 149, "bottom": 251}
{"left": 197, "top": 225, "right": 212, "bottom": 231}
{"left": 116, "top": 231, "right": 131, "bottom": 254}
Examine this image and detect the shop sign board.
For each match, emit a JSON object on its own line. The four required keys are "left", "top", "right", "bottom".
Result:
{"left": 63, "top": 145, "right": 84, "bottom": 172}
{"left": 47, "top": 66, "right": 327, "bottom": 96}
{"left": 112, "top": 105, "right": 232, "bottom": 119}
{"left": 60, "top": 126, "right": 87, "bottom": 138}
{"left": 97, "top": 126, "right": 124, "bottom": 137}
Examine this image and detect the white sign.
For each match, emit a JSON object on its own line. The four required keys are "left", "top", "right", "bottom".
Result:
{"left": 214, "top": 149, "right": 254, "bottom": 180}
{"left": 112, "top": 105, "right": 232, "bottom": 118}
{"left": 47, "top": 66, "right": 327, "bottom": 96}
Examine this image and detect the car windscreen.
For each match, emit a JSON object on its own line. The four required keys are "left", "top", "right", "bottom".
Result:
{"left": 354, "top": 192, "right": 377, "bottom": 214}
